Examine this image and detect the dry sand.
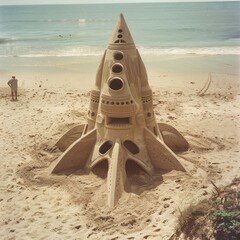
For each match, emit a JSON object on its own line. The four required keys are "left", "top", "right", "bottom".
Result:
{"left": 0, "top": 54, "right": 239, "bottom": 239}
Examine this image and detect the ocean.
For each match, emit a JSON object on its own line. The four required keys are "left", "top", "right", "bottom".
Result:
{"left": 0, "top": 1, "right": 239, "bottom": 58}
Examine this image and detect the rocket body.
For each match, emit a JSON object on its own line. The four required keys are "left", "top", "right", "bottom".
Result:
{"left": 51, "top": 14, "right": 189, "bottom": 208}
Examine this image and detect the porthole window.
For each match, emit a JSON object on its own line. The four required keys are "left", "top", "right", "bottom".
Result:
{"left": 112, "top": 63, "right": 123, "bottom": 74}
{"left": 118, "top": 29, "right": 123, "bottom": 33}
{"left": 118, "top": 34, "right": 123, "bottom": 38}
{"left": 99, "top": 141, "right": 113, "bottom": 154}
{"left": 114, "top": 52, "right": 123, "bottom": 60}
{"left": 123, "top": 140, "right": 140, "bottom": 155}
{"left": 109, "top": 78, "right": 124, "bottom": 91}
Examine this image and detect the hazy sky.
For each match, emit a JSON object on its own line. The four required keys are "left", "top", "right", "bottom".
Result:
{"left": 0, "top": 0, "right": 238, "bottom": 6}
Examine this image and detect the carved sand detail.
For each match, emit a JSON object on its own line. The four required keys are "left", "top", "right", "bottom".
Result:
{"left": 51, "top": 14, "right": 189, "bottom": 208}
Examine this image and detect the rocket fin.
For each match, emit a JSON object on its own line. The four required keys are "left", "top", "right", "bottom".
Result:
{"left": 55, "top": 124, "right": 86, "bottom": 151}
{"left": 158, "top": 123, "right": 189, "bottom": 152}
{"left": 51, "top": 129, "right": 97, "bottom": 174}
{"left": 107, "top": 139, "right": 127, "bottom": 208}
{"left": 144, "top": 128, "right": 186, "bottom": 171}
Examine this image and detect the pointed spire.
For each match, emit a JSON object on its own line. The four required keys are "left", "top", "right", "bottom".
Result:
{"left": 108, "top": 14, "right": 135, "bottom": 49}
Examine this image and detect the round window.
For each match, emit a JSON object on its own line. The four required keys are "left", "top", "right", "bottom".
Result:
{"left": 123, "top": 140, "right": 140, "bottom": 155}
{"left": 114, "top": 52, "right": 123, "bottom": 60}
{"left": 112, "top": 63, "right": 123, "bottom": 74}
{"left": 99, "top": 141, "right": 113, "bottom": 154}
{"left": 109, "top": 78, "right": 124, "bottom": 91}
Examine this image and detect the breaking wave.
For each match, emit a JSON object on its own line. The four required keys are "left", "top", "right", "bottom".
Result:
{"left": 138, "top": 46, "right": 240, "bottom": 55}
{"left": 0, "top": 47, "right": 103, "bottom": 58}
{"left": 4, "top": 18, "right": 113, "bottom": 24}
{"left": 1, "top": 46, "right": 239, "bottom": 58}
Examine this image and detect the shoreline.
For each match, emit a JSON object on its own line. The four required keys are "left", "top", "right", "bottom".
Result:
{"left": 0, "top": 54, "right": 239, "bottom": 91}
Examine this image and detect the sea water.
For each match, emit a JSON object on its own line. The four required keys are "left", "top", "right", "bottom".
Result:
{"left": 0, "top": 2, "right": 239, "bottom": 58}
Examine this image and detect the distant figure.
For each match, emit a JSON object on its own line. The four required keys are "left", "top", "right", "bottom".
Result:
{"left": 8, "top": 76, "right": 18, "bottom": 101}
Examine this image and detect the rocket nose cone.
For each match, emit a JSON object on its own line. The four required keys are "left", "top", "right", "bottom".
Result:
{"left": 108, "top": 14, "right": 135, "bottom": 48}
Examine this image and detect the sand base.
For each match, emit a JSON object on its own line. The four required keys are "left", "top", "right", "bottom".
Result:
{"left": 0, "top": 54, "right": 239, "bottom": 239}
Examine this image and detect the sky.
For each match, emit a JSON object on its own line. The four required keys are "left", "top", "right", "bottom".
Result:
{"left": 0, "top": 0, "right": 238, "bottom": 6}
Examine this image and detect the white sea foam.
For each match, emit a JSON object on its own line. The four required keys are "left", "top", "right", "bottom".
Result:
{"left": 138, "top": 46, "right": 240, "bottom": 55}
{"left": 78, "top": 18, "right": 86, "bottom": 23}
{"left": 7, "top": 47, "right": 103, "bottom": 58}
{"left": 55, "top": 47, "right": 103, "bottom": 57}
{"left": 1, "top": 46, "right": 239, "bottom": 58}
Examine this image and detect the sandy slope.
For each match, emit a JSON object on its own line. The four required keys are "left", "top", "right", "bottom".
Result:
{"left": 0, "top": 73, "right": 239, "bottom": 240}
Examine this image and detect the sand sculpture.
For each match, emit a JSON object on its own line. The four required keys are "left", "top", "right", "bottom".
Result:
{"left": 51, "top": 14, "right": 189, "bottom": 208}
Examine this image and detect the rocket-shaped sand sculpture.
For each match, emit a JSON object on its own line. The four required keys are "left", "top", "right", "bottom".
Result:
{"left": 51, "top": 14, "right": 189, "bottom": 208}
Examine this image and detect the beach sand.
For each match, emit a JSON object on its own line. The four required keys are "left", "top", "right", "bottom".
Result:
{"left": 0, "top": 54, "right": 239, "bottom": 239}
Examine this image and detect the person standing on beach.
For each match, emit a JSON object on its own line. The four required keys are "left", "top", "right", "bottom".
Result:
{"left": 8, "top": 76, "right": 18, "bottom": 101}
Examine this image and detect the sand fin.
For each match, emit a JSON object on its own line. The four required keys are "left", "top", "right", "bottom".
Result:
{"left": 55, "top": 124, "right": 86, "bottom": 151}
{"left": 144, "top": 128, "right": 186, "bottom": 171}
{"left": 158, "top": 123, "right": 189, "bottom": 152}
{"left": 107, "top": 139, "right": 127, "bottom": 208}
{"left": 51, "top": 128, "right": 96, "bottom": 173}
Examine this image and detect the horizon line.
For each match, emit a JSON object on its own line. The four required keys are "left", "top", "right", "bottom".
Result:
{"left": 0, "top": 1, "right": 239, "bottom": 7}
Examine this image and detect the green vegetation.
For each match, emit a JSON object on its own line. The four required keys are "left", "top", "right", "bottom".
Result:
{"left": 171, "top": 178, "right": 240, "bottom": 240}
{"left": 211, "top": 211, "right": 240, "bottom": 240}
